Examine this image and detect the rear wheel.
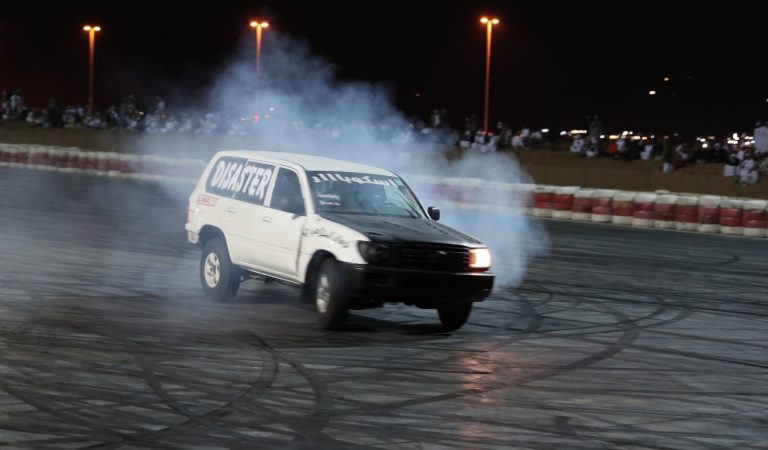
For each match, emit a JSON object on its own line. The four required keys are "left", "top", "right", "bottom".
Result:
{"left": 200, "top": 238, "right": 241, "bottom": 302}
{"left": 315, "top": 260, "right": 348, "bottom": 330}
{"left": 437, "top": 302, "right": 472, "bottom": 331}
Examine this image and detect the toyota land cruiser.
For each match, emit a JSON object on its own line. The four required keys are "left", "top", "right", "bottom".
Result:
{"left": 185, "top": 151, "right": 494, "bottom": 330}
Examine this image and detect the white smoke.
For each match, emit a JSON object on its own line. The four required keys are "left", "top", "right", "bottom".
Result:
{"left": 141, "top": 31, "right": 547, "bottom": 288}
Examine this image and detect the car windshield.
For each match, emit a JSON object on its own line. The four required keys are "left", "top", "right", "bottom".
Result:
{"left": 307, "top": 171, "right": 425, "bottom": 218}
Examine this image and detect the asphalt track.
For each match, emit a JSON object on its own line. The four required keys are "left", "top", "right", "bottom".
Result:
{"left": 0, "top": 167, "right": 767, "bottom": 449}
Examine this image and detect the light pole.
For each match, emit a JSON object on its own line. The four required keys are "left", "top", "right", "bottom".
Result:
{"left": 480, "top": 17, "right": 499, "bottom": 135}
{"left": 249, "top": 20, "right": 269, "bottom": 120}
{"left": 83, "top": 25, "right": 101, "bottom": 116}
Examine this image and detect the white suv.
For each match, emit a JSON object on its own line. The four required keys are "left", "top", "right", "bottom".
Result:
{"left": 186, "top": 151, "right": 494, "bottom": 330}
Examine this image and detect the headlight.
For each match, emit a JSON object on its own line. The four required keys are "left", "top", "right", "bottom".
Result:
{"left": 469, "top": 248, "right": 492, "bottom": 270}
{"left": 357, "top": 241, "right": 391, "bottom": 264}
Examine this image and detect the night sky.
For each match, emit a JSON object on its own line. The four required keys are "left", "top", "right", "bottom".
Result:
{"left": 2, "top": 1, "right": 768, "bottom": 135}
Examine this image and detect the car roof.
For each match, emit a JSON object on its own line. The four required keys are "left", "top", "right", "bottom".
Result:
{"left": 214, "top": 150, "right": 396, "bottom": 176}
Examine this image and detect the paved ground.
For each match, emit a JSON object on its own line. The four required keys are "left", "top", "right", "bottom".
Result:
{"left": 0, "top": 168, "right": 766, "bottom": 449}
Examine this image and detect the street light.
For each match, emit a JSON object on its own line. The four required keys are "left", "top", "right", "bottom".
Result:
{"left": 83, "top": 25, "right": 101, "bottom": 116}
{"left": 249, "top": 20, "right": 269, "bottom": 121}
{"left": 480, "top": 17, "right": 499, "bottom": 134}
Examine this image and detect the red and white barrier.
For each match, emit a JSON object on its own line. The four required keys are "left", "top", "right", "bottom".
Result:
{"left": 532, "top": 186, "right": 555, "bottom": 218}
{"left": 632, "top": 192, "right": 657, "bottom": 227}
{"left": 571, "top": 189, "right": 593, "bottom": 221}
{"left": 552, "top": 186, "right": 578, "bottom": 220}
{"left": 2, "top": 142, "right": 766, "bottom": 238}
{"left": 611, "top": 191, "right": 636, "bottom": 225}
{"left": 697, "top": 195, "right": 722, "bottom": 233}
{"left": 675, "top": 195, "right": 700, "bottom": 231}
{"left": 720, "top": 199, "right": 744, "bottom": 235}
{"left": 742, "top": 200, "right": 767, "bottom": 238}
{"left": 654, "top": 194, "right": 678, "bottom": 229}
{"left": 590, "top": 189, "right": 615, "bottom": 223}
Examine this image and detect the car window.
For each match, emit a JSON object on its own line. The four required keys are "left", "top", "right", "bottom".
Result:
{"left": 307, "top": 171, "right": 425, "bottom": 218}
{"left": 206, "top": 156, "right": 274, "bottom": 205}
{"left": 270, "top": 168, "right": 306, "bottom": 215}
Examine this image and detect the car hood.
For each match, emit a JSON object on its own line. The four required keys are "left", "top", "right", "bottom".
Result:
{"left": 319, "top": 213, "right": 484, "bottom": 247}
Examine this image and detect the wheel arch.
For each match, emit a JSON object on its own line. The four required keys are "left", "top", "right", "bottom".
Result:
{"left": 304, "top": 250, "right": 337, "bottom": 285}
{"left": 198, "top": 225, "right": 227, "bottom": 248}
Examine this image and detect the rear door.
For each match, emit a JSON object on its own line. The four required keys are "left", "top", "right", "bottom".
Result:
{"left": 205, "top": 156, "right": 275, "bottom": 266}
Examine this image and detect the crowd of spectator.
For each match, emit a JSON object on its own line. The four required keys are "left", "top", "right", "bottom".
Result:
{"left": 0, "top": 90, "right": 455, "bottom": 146}
{"left": 3, "top": 89, "right": 767, "bottom": 185}
{"left": 456, "top": 113, "right": 557, "bottom": 152}
{"left": 457, "top": 111, "right": 768, "bottom": 186}
{"left": 563, "top": 122, "right": 768, "bottom": 185}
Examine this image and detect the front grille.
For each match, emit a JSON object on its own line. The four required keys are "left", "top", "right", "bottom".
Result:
{"left": 395, "top": 244, "right": 469, "bottom": 272}
{"left": 365, "top": 272, "right": 390, "bottom": 285}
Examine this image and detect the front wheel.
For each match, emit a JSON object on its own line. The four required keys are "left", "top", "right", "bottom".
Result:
{"left": 437, "top": 302, "right": 473, "bottom": 331}
{"left": 200, "top": 238, "right": 241, "bottom": 302}
{"left": 315, "top": 260, "right": 349, "bottom": 330}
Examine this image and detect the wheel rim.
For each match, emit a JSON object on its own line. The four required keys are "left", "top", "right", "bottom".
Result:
{"left": 204, "top": 252, "right": 220, "bottom": 288}
{"left": 316, "top": 274, "right": 330, "bottom": 314}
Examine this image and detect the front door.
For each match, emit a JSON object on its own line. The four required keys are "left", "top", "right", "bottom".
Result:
{"left": 258, "top": 167, "right": 307, "bottom": 277}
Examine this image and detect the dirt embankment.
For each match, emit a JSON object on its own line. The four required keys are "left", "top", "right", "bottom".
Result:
{"left": 2, "top": 122, "right": 766, "bottom": 199}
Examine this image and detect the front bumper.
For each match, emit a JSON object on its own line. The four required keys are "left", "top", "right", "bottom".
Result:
{"left": 338, "top": 263, "right": 494, "bottom": 307}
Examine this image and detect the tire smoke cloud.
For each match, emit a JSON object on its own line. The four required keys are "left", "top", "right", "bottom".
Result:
{"left": 140, "top": 31, "right": 547, "bottom": 288}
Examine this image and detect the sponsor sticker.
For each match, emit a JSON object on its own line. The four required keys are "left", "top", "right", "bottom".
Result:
{"left": 318, "top": 193, "right": 342, "bottom": 207}
{"left": 311, "top": 172, "right": 398, "bottom": 188}
{"left": 302, "top": 226, "right": 350, "bottom": 248}
{"left": 207, "top": 157, "right": 274, "bottom": 204}
{"left": 196, "top": 194, "right": 218, "bottom": 206}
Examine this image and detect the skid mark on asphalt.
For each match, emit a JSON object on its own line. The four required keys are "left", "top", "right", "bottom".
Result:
{"left": 0, "top": 168, "right": 767, "bottom": 449}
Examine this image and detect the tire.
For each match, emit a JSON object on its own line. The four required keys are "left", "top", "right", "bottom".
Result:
{"left": 200, "top": 238, "right": 241, "bottom": 302}
{"left": 314, "top": 259, "right": 348, "bottom": 330}
{"left": 299, "top": 272, "right": 317, "bottom": 304}
{"left": 437, "top": 302, "right": 473, "bottom": 331}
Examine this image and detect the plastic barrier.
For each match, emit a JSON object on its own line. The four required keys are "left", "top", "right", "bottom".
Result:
{"left": 611, "top": 191, "right": 636, "bottom": 225}
{"left": 590, "top": 189, "right": 615, "bottom": 223}
{"left": 28, "top": 148, "right": 42, "bottom": 170}
{"left": 515, "top": 183, "right": 536, "bottom": 215}
{"left": 675, "top": 195, "right": 700, "bottom": 231}
{"left": 552, "top": 186, "right": 578, "bottom": 219}
{"left": 653, "top": 194, "right": 678, "bottom": 228}
{"left": 720, "top": 199, "right": 744, "bottom": 235}
{"left": 697, "top": 195, "right": 722, "bottom": 233}
{"left": 15, "top": 146, "right": 29, "bottom": 167}
{"left": 632, "top": 192, "right": 657, "bottom": 227}
{"left": 532, "top": 186, "right": 555, "bottom": 217}
{"left": 486, "top": 181, "right": 524, "bottom": 209}
{"left": 742, "top": 200, "right": 767, "bottom": 238}
{"left": 1, "top": 143, "right": 766, "bottom": 238}
{"left": 571, "top": 189, "right": 593, "bottom": 221}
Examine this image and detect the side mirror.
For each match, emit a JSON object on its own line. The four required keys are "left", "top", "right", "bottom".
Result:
{"left": 427, "top": 206, "right": 440, "bottom": 221}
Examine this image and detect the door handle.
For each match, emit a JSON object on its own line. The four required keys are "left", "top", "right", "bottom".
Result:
{"left": 227, "top": 207, "right": 237, "bottom": 214}
{"left": 262, "top": 216, "right": 273, "bottom": 223}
